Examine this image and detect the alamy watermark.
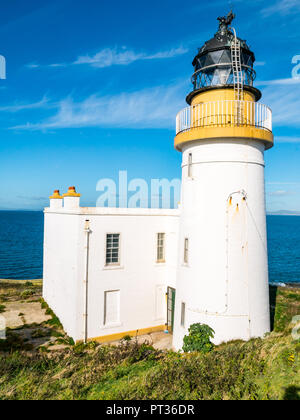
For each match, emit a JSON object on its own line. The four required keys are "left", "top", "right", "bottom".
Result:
{"left": 0, "top": 315, "right": 6, "bottom": 340}
{"left": 292, "top": 55, "right": 300, "bottom": 79}
{"left": 96, "top": 171, "right": 181, "bottom": 209}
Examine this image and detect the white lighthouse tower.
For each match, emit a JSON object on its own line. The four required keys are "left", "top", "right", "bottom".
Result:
{"left": 173, "top": 12, "right": 273, "bottom": 349}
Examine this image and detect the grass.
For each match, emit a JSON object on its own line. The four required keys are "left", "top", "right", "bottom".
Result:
{"left": 270, "top": 285, "right": 300, "bottom": 332}
{"left": 0, "top": 283, "right": 299, "bottom": 400}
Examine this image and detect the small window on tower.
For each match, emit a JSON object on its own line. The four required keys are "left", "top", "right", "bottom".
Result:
{"left": 106, "top": 234, "right": 120, "bottom": 265}
{"left": 184, "top": 238, "right": 189, "bottom": 264}
{"left": 157, "top": 233, "right": 165, "bottom": 263}
{"left": 181, "top": 302, "right": 186, "bottom": 327}
{"left": 188, "top": 153, "right": 193, "bottom": 178}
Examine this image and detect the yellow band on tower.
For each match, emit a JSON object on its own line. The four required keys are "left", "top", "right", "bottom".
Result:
{"left": 175, "top": 87, "right": 273, "bottom": 151}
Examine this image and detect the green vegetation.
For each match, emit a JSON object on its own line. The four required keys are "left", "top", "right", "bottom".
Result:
{"left": 20, "top": 290, "right": 35, "bottom": 299}
{"left": 0, "top": 283, "right": 299, "bottom": 400}
{"left": 0, "top": 280, "right": 42, "bottom": 302}
{"left": 40, "top": 299, "right": 63, "bottom": 329}
{"left": 183, "top": 323, "right": 215, "bottom": 353}
{"left": 0, "top": 305, "right": 6, "bottom": 314}
{"left": 0, "top": 331, "right": 33, "bottom": 352}
{"left": 270, "top": 285, "right": 300, "bottom": 333}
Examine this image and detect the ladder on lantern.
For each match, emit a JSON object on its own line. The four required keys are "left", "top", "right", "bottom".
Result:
{"left": 231, "top": 28, "right": 244, "bottom": 125}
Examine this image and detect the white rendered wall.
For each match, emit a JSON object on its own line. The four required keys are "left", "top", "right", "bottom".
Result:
{"left": 43, "top": 207, "right": 179, "bottom": 342}
{"left": 173, "top": 139, "right": 270, "bottom": 350}
{"left": 43, "top": 212, "right": 81, "bottom": 339}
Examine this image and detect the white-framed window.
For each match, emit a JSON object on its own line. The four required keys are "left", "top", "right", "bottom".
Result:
{"left": 181, "top": 302, "right": 186, "bottom": 327}
{"left": 184, "top": 237, "right": 189, "bottom": 264}
{"left": 156, "top": 233, "right": 165, "bottom": 263}
{"left": 106, "top": 233, "right": 120, "bottom": 265}
{"left": 188, "top": 153, "right": 193, "bottom": 178}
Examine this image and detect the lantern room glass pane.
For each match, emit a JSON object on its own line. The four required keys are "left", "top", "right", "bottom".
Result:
{"left": 209, "top": 50, "right": 224, "bottom": 64}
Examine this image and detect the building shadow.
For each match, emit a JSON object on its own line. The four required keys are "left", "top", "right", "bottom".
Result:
{"left": 269, "top": 285, "right": 278, "bottom": 331}
{"left": 283, "top": 386, "right": 300, "bottom": 401}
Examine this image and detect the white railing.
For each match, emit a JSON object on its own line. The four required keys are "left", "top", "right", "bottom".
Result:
{"left": 176, "top": 100, "right": 272, "bottom": 135}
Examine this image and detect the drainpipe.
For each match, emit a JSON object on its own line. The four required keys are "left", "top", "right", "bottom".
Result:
{"left": 84, "top": 220, "right": 91, "bottom": 344}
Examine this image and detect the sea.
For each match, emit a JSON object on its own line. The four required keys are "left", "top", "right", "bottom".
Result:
{"left": 0, "top": 211, "right": 299, "bottom": 284}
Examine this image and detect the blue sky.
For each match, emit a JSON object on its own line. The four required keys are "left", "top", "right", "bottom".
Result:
{"left": 0, "top": 0, "right": 300, "bottom": 211}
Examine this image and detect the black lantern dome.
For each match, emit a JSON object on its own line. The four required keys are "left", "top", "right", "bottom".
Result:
{"left": 187, "top": 12, "right": 261, "bottom": 104}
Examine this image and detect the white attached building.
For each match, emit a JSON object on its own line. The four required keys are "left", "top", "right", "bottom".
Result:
{"left": 43, "top": 193, "right": 179, "bottom": 343}
{"left": 43, "top": 14, "right": 274, "bottom": 349}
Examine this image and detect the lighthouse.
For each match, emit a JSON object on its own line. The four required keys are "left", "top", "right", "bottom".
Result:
{"left": 173, "top": 12, "right": 273, "bottom": 349}
{"left": 43, "top": 12, "right": 274, "bottom": 348}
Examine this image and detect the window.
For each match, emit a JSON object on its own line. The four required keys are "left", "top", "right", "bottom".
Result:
{"left": 188, "top": 153, "right": 193, "bottom": 178}
{"left": 157, "top": 233, "right": 165, "bottom": 262}
{"left": 181, "top": 302, "right": 186, "bottom": 327}
{"left": 184, "top": 238, "right": 189, "bottom": 264}
{"left": 104, "top": 290, "right": 120, "bottom": 325}
{"left": 106, "top": 234, "right": 120, "bottom": 265}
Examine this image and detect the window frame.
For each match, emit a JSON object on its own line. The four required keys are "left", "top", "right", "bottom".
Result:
{"left": 156, "top": 232, "right": 166, "bottom": 263}
{"left": 184, "top": 237, "right": 189, "bottom": 265}
{"left": 181, "top": 302, "right": 186, "bottom": 327}
{"left": 188, "top": 152, "right": 193, "bottom": 178}
{"left": 105, "top": 233, "right": 121, "bottom": 266}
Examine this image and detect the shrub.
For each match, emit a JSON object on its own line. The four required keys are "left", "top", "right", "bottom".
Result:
{"left": 20, "top": 290, "right": 35, "bottom": 299}
{"left": 56, "top": 336, "right": 75, "bottom": 347}
{"left": 122, "top": 335, "right": 132, "bottom": 342}
{"left": 183, "top": 323, "right": 215, "bottom": 353}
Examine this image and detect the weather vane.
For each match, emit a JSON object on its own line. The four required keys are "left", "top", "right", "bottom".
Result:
{"left": 217, "top": 10, "right": 235, "bottom": 34}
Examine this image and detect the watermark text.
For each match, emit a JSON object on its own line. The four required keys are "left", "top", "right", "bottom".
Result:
{"left": 96, "top": 171, "right": 181, "bottom": 209}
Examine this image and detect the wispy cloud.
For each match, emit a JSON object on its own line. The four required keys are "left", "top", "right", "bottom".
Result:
{"left": 17, "top": 195, "right": 47, "bottom": 202}
{"left": 10, "top": 82, "right": 187, "bottom": 131}
{"left": 26, "top": 62, "right": 67, "bottom": 69}
{"left": 0, "top": 96, "right": 49, "bottom": 112}
{"left": 256, "top": 77, "right": 300, "bottom": 86}
{"left": 26, "top": 46, "right": 189, "bottom": 70}
{"left": 74, "top": 46, "right": 188, "bottom": 68}
{"left": 9, "top": 77, "right": 300, "bottom": 132}
{"left": 26, "top": 63, "right": 40, "bottom": 69}
{"left": 254, "top": 61, "right": 266, "bottom": 67}
{"left": 261, "top": 0, "right": 300, "bottom": 17}
{"left": 267, "top": 182, "right": 300, "bottom": 185}
{"left": 276, "top": 136, "right": 300, "bottom": 143}
{"left": 261, "top": 82, "right": 300, "bottom": 128}
{"left": 268, "top": 190, "right": 294, "bottom": 197}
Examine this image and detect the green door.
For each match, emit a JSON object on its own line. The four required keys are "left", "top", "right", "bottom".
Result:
{"left": 167, "top": 287, "right": 176, "bottom": 333}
